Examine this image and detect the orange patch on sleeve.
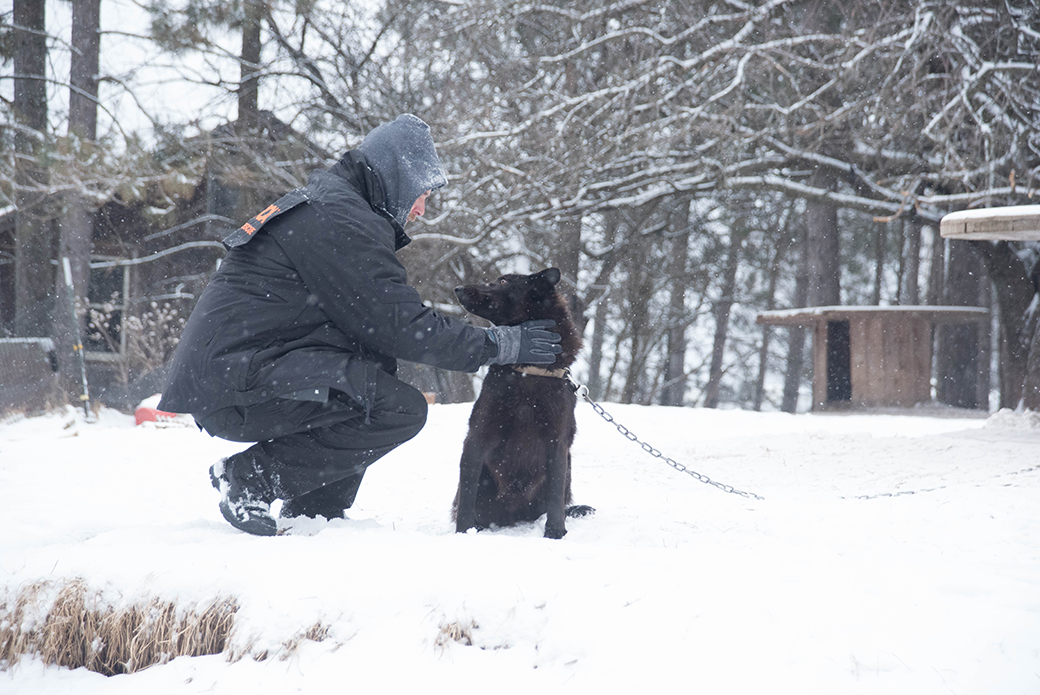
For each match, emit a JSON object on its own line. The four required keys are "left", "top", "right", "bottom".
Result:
{"left": 255, "top": 204, "right": 281, "bottom": 224}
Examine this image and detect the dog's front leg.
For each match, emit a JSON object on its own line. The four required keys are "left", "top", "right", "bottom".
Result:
{"left": 543, "top": 440, "right": 569, "bottom": 539}
{"left": 455, "top": 439, "right": 482, "bottom": 533}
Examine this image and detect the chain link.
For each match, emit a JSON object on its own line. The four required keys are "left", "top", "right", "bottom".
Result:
{"left": 570, "top": 380, "right": 764, "bottom": 501}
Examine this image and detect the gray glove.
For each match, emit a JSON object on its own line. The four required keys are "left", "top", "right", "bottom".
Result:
{"left": 485, "top": 320, "right": 563, "bottom": 365}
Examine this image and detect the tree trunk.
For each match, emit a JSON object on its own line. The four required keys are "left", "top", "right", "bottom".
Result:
{"left": 555, "top": 215, "right": 584, "bottom": 324}
{"left": 704, "top": 230, "right": 744, "bottom": 408}
{"left": 55, "top": 0, "right": 101, "bottom": 395}
{"left": 68, "top": 0, "right": 101, "bottom": 142}
{"left": 805, "top": 168, "right": 841, "bottom": 307}
{"left": 925, "top": 228, "right": 945, "bottom": 307}
{"left": 786, "top": 169, "right": 840, "bottom": 412}
{"left": 660, "top": 198, "right": 691, "bottom": 407}
{"left": 621, "top": 258, "right": 653, "bottom": 404}
{"left": 969, "top": 241, "right": 1037, "bottom": 409}
{"left": 924, "top": 227, "right": 946, "bottom": 400}
{"left": 976, "top": 280, "right": 992, "bottom": 410}
{"left": 781, "top": 223, "right": 809, "bottom": 413}
{"left": 239, "top": 0, "right": 263, "bottom": 129}
{"left": 872, "top": 221, "right": 885, "bottom": 305}
{"left": 553, "top": 59, "right": 585, "bottom": 323}
{"left": 584, "top": 212, "right": 621, "bottom": 402}
{"left": 936, "top": 240, "right": 983, "bottom": 408}
{"left": 586, "top": 292, "right": 609, "bottom": 401}
{"left": 754, "top": 212, "right": 795, "bottom": 411}
{"left": 1024, "top": 317, "right": 1040, "bottom": 411}
{"left": 13, "top": 0, "right": 54, "bottom": 337}
{"left": 902, "top": 217, "right": 922, "bottom": 305}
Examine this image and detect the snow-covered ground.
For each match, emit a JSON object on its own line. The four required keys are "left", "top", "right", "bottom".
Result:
{"left": 1, "top": 400, "right": 1038, "bottom": 694}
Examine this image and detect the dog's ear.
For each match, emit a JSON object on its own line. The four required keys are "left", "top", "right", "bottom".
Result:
{"left": 537, "top": 268, "right": 562, "bottom": 286}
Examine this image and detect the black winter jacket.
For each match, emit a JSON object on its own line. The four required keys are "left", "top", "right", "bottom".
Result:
{"left": 158, "top": 151, "right": 486, "bottom": 418}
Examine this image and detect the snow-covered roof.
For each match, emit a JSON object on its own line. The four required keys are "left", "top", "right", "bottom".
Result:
{"left": 0, "top": 337, "right": 55, "bottom": 350}
{"left": 757, "top": 305, "right": 989, "bottom": 326}
{"left": 940, "top": 205, "right": 1040, "bottom": 241}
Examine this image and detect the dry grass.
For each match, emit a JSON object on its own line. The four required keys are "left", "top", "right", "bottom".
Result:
{"left": 276, "top": 621, "right": 330, "bottom": 660}
{"left": 435, "top": 618, "right": 476, "bottom": 653}
{"left": 0, "top": 578, "right": 237, "bottom": 676}
{"left": 225, "top": 620, "right": 333, "bottom": 664}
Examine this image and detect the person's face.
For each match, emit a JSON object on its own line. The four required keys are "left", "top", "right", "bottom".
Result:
{"left": 408, "top": 191, "right": 431, "bottom": 224}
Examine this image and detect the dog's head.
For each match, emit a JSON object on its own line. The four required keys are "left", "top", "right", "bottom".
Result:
{"left": 453, "top": 267, "right": 563, "bottom": 327}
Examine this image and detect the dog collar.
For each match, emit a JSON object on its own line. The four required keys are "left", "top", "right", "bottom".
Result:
{"left": 512, "top": 365, "right": 569, "bottom": 379}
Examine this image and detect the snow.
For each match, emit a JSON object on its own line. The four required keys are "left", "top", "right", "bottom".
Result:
{"left": 939, "top": 206, "right": 1040, "bottom": 241}
{"left": 759, "top": 305, "right": 989, "bottom": 319}
{"left": 2, "top": 401, "right": 1039, "bottom": 694}
{"left": 943, "top": 205, "right": 1040, "bottom": 221}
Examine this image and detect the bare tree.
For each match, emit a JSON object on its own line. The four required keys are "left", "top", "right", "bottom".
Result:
{"left": 971, "top": 241, "right": 1039, "bottom": 409}
{"left": 659, "top": 197, "right": 692, "bottom": 407}
{"left": 782, "top": 224, "right": 810, "bottom": 413}
{"left": 54, "top": 0, "right": 102, "bottom": 393}
{"left": 901, "top": 217, "right": 923, "bottom": 305}
{"left": 238, "top": 0, "right": 263, "bottom": 130}
{"left": 585, "top": 212, "right": 622, "bottom": 401}
{"left": 936, "top": 242, "right": 986, "bottom": 408}
{"left": 140, "top": 0, "right": 1038, "bottom": 409}
{"left": 753, "top": 205, "right": 796, "bottom": 410}
{"left": 4, "top": 0, "right": 1035, "bottom": 411}
{"left": 871, "top": 222, "right": 886, "bottom": 306}
{"left": 619, "top": 234, "right": 655, "bottom": 405}
{"left": 12, "top": 0, "right": 53, "bottom": 337}
{"left": 704, "top": 226, "right": 746, "bottom": 408}
{"left": 375, "top": 1, "right": 1020, "bottom": 406}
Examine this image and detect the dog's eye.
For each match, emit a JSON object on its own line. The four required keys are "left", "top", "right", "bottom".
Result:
{"left": 499, "top": 279, "right": 508, "bottom": 285}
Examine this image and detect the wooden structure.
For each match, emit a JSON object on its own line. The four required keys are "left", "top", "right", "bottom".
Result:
{"left": 757, "top": 306, "right": 988, "bottom": 410}
{"left": 0, "top": 338, "right": 59, "bottom": 414}
{"left": 940, "top": 205, "right": 1040, "bottom": 241}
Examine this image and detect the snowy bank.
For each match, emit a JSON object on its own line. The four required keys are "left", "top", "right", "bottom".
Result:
{"left": 1, "top": 403, "right": 1038, "bottom": 694}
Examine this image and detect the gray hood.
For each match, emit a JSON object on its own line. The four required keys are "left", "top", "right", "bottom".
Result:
{"left": 359, "top": 114, "right": 448, "bottom": 227}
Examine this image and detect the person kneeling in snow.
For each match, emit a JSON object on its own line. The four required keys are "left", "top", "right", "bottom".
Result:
{"left": 159, "top": 114, "right": 562, "bottom": 536}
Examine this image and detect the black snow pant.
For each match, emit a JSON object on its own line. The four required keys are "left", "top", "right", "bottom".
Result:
{"left": 197, "top": 367, "right": 428, "bottom": 517}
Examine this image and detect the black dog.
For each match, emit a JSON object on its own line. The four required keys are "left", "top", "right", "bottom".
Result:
{"left": 452, "top": 268, "right": 593, "bottom": 539}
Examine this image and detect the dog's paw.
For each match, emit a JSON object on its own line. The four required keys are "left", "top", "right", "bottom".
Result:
{"left": 543, "top": 524, "right": 567, "bottom": 540}
{"left": 566, "top": 504, "right": 595, "bottom": 519}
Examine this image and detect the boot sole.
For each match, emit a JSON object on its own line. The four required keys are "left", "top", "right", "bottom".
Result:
{"left": 218, "top": 500, "right": 277, "bottom": 536}
{"left": 211, "top": 461, "right": 276, "bottom": 536}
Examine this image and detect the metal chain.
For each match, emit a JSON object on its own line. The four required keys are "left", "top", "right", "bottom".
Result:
{"left": 567, "top": 377, "right": 764, "bottom": 501}
{"left": 566, "top": 371, "right": 1038, "bottom": 503}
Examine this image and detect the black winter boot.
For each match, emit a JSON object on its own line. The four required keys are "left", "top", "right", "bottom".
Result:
{"left": 210, "top": 452, "right": 278, "bottom": 536}
{"left": 278, "top": 498, "right": 346, "bottom": 520}
{"left": 278, "top": 472, "right": 363, "bottom": 521}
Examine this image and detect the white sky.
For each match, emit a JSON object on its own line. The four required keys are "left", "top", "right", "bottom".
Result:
{"left": 4, "top": 0, "right": 299, "bottom": 144}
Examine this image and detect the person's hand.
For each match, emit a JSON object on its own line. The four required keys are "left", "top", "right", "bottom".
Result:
{"left": 485, "top": 320, "right": 563, "bottom": 365}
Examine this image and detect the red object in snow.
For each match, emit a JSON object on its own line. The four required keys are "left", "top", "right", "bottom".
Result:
{"left": 134, "top": 406, "right": 179, "bottom": 426}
